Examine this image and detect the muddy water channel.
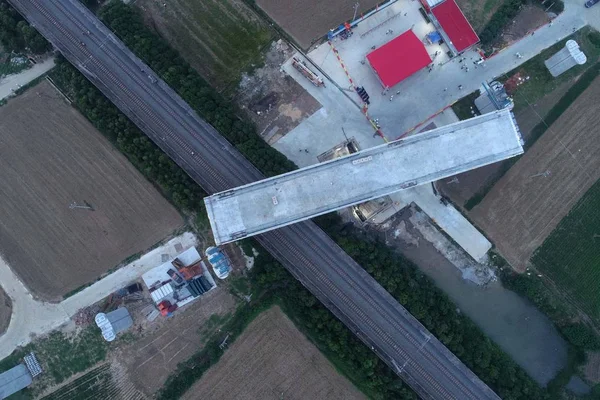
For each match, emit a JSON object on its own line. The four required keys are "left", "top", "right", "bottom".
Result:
{"left": 377, "top": 208, "right": 568, "bottom": 386}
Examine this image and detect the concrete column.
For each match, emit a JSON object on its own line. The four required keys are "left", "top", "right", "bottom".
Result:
{"left": 544, "top": 40, "right": 587, "bottom": 77}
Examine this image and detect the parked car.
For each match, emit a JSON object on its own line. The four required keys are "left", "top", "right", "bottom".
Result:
{"left": 585, "top": 0, "right": 599, "bottom": 8}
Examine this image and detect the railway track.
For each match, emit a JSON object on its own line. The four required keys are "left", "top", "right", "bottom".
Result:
{"left": 8, "top": 0, "right": 501, "bottom": 398}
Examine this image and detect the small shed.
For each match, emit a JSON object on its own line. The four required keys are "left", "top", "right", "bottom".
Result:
{"left": 95, "top": 308, "right": 133, "bottom": 342}
{"left": 0, "top": 364, "right": 32, "bottom": 398}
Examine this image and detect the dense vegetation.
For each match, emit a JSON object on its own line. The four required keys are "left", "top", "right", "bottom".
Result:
{"left": 500, "top": 262, "right": 600, "bottom": 398}
{"left": 479, "top": 0, "right": 526, "bottom": 47}
{"left": 531, "top": 178, "right": 600, "bottom": 322}
{"left": 98, "top": 3, "right": 295, "bottom": 178}
{"left": 479, "top": 0, "right": 563, "bottom": 49}
{"left": 50, "top": 59, "right": 207, "bottom": 213}
{"left": 0, "top": 0, "right": 49, "bottom": 54}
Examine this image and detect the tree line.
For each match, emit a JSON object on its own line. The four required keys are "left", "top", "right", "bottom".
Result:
{"left": 0, "top": 0, "right": 49, "bottom": 54}
{"left": 479, "top": 0, "right": 564, "bottom": 48}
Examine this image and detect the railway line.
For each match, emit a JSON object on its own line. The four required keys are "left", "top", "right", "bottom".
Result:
{"left": 8, "top": 0, "right": 501, "bottom": 398}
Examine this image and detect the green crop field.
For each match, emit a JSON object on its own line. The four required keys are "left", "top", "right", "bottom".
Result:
{"left": 531, "top": 179, "right": 600, "bottom": 321}
{"left": 134, "top": 0, "right": 272, "bottom": 92}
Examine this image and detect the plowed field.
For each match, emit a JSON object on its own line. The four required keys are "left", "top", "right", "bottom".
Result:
{"left": 182, "top": 306, "right": 366, "bottom": 400}
{"left": 471, "top": 78, "right": 600, "bottom": 272}
{"left": 0, "top": 81, "right": 183, "bottom": 300}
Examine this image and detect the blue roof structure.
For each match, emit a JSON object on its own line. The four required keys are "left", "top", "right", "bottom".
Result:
{"left": 205, "top": 247, "right": 231, "bottom": 279}
{"left": 0, "top": 364, "right": 32, "bottom": 398}
{"left": 427, "top": 31, "right": 442, "bottom": 43}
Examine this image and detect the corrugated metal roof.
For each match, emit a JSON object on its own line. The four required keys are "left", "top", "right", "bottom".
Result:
{"left": 206, "top": 247, "right": 231, "bottom": 279}
{"left": 425, "top": 0, "right": 445, "bottom": 7}
{"left": 367, "top": 30, "right": 432, "bottom": 87}
{"left": 0, "top": 364, "right": 32, "bottom": 398}
{"left": 431, "top": 0, "right": 479, "bottom": 52}
{"left": 151, "top": 283, "right": 174, "bottom": 303}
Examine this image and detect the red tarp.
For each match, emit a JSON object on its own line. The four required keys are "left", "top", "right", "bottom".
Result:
{"left": 431, "top": 0, "right": 479, "bottom": 53}
{"left": 366, "top": 30, "right": 431, "bottom": 88}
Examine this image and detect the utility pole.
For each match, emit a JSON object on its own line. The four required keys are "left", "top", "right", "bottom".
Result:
{"left": 352, "top": 2, "right": 360, "bottom": 22}
{"left": 69, "top": 201, "right": 95, "bottom": 211}
{"left": 341, "top": 127, "right": 349, "bottom": 142}
{"left": 530, "top": 170, "right": 551, "bottom": 179}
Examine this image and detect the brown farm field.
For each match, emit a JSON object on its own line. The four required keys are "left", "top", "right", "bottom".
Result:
{"left": 256, "top": 0, "right": 381, "bottom": 49}
{"left": 182, "top": 306, "right": 367, "bottom": 400}
{"left": 0, "top": 81, "right": 183, "bottom": 300}
{"left": 470, "top": 77, "right": 600, "bottom": 271}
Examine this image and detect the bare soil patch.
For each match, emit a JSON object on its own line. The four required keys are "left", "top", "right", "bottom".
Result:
{"left": 181, "top": 306, "right": 366, "bottom": 400}
{"left": 501, "top": 4, "right": 549, "bottom": 45}
{"left": 237, "top": 41, "right": 321, "bottom": 143}
{"left": 116, "top": 287, "right": 238, "bottom": 396}
{"left": 456, "top": 0, "right": 503, "bottom": 32}
{"left": 469, "top": 78, "right": 600, "bottom": 271}
{"left": 0, "top": 81, "right": 183, "bottom": 300}
{"left": 256, "top": 0, "right": 381, "bottom": 49}
{"left": 0, "top": 286, "right": 11, "bottom": 336}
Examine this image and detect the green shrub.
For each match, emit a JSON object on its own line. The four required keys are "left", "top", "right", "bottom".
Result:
{"left": 589, "top": 31, "right": 600, "bottom": 48}
{"left": 0, "top": 0, "right": 50, "bottom": 54}
{"left": 561, "top": 324, "right": 600, "bottom": 350}
{"left": 479, "top": 0, "right": 526, "bottom": 46}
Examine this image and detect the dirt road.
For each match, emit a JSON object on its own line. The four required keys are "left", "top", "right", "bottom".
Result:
{"left": 182, "top": 306, "right": 366, "bottom": 400}
{"left": 0, "top": 81, "right": 183, "bottom": 300}
{"left": 470, "top": 77, "right": 600, "bottom": 271}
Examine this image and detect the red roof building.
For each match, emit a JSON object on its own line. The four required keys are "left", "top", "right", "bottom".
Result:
{"left": 366, "top": 30, "right": 431, "bottom": 88}
{"left": 431, "top": 0, "right": 479, "bottom": 53}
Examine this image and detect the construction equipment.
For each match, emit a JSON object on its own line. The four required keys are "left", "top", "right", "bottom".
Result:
{"left": 291, "top": 57, "right": 325, "bottom": 87}
{"left": 157, "top": 300, "right": 177, "bottom": 317}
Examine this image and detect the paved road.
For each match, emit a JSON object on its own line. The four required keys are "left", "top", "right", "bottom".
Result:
{"left": 8, "top": 0, "right": 500, "bottom": 398}
{"left": 0, "top": 57, "right": 55, "bottom": 101}
{"left": 0, "top": 232, "right": 197, "bottom": 360}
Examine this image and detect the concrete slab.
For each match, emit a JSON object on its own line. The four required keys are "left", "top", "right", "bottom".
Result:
{"left": 305, "top": 0, "right": 585, "bottom": 139}
{"left": 0, "top": 58, "right": 55, "bottom": 101}
{"left": 206, "top": 110, "right": 523, "bottom": 244}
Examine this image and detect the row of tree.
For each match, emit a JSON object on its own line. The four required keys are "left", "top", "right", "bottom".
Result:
{"left": 98, "top": 2, "right": 296, "bottom": 178}
{"left": 0, "top": 0, "right": 49, "bottom": 54}
{"left": 479, "top": 0, "right": 564, "bottom": 48}
{"left": 50, "top": 58, "right": 207, "bottom": 212}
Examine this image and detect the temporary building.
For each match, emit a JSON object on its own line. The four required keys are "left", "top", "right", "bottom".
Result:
{"left": 366, "top": 30, "right": 431, "bottom": 88}
{"left": 430, "top": 0, "right": 479, "bottom": 53}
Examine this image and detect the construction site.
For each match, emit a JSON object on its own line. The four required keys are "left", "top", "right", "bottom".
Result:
{"left": 1, "top": 0, "right": 599, "bottom": 398}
